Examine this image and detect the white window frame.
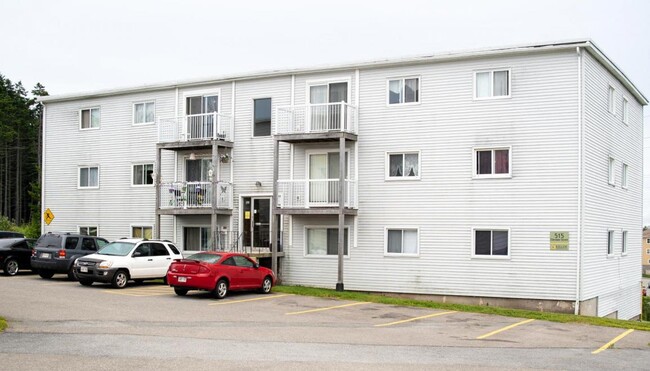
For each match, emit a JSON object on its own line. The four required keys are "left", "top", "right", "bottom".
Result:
{"left": 622, "top": 97, "right": 629, "bottom": 125}
{"left": 132, "top": 101, "right": 156, "bottom": 125}
{"left": 608, "top": 86, "right": 616, "bottom": 114}
{"left": 473, "top": 146, "right": 512, "bottom": 179}
{"left": 132, "top": 163, "right": 155, "bottom": 187}
{"left": 131, "top": 225, "right": 154, "bottom": 239}
{"left": 607, "top": 230, "right": 614, "bottom": 256}
{"left": 473, "top": 69, "right": 511, "bottom": 100}
{"left": 621, "top": 230, "right": 628, "bottom": 256}
{"left": 385, "top": 151, "right": 421, "bottom": 181}
{"left": 608, "top": 157, "right": 615, "bottom": 185}
{"left": 471, "top": 227, "right": 511, "bottom": 259}
{"left": 384, "top": 227, "right": 420, "bottom": 257}
{"left": 621, "top": 163, "right": 628, "bottom": 189}
{"left": 78, "top": 226, "right": 99, "bottom": 237}
{"left": 78, "top": 166, "right": 99, "bottom": 189}
{"left": 79, "top": 107, "right": 101, "bottom": 130}
{"left": 304, "top": 226, "right": 350, "bottom": 258}
{"left": 386, "top": 76, "right": 421, "bottom": 106}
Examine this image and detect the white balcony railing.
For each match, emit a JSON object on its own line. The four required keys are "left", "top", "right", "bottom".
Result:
{"left": 160, "top": 181, "right": 233, "bottom": 210}
{"left": 276, "top": 179, "right": 357, "bottom": 208}
{"left": 158, "top": 112, "right": 234, "bottom": 143}
{"left": 275, "top": 102, "right": 357, "bottom": 135}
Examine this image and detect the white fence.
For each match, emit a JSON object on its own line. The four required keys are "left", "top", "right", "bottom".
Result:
{"left": 160, "top": 181, "right": 232, "bottom": 209}
{"left": 276, "top": 179, "right": 357, "bottom": 208}
{"left": 158, "top": 112, "right": 234, "bottom": 143}
{"left": 275, "top": 102, "right": 357, "bottom": 135}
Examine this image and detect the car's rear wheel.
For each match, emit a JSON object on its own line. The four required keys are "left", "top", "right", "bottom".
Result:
{"left": 79, "top": 279, "right": 93, "bottom": 286}
{"left": 214, "top": 279, "right": 228, "bottom": 299}
{"left": 174, "top": 287, "right": 188, "bottom": 296}
{"left": 3, "top": 258, "right": 19, "bottom": 276}
{"left": 260, "top": 276, "right": 273, "bottom": 294}
{"left": 38, "top": 270, "right": 55, "bottom": 279}
{"left": 111, "top": 270, "right": 129, "bottom": 289}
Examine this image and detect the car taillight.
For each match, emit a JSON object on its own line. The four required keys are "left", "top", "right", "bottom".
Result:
{"left": 199, "top": 266, "right": 210, "bottom": 274}
{"left": 171, "top": 266, "right": 178, "bottom": 273}
{"left": 58, "top": 249, "right": 66, "bottom": 258}
{"left": 31, "top": 249, "right": 36, "bottom": 257}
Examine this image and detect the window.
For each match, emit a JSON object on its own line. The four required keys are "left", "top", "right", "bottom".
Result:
{"left": 168, "top": 244, "right": 180, "bottom": 255}
{"left": 233, "top": 255, "right": 255, "bottom": 268}
{"left": 622, "top": 231, "right": 628, "bottom": 255}
{"left": 80, "top": 108, "right": 100, "bottom": 129}
{"left": 474, "top": 148, "right": 510, "bottom": 177}
{"left": 607, "top": 230, "right": 614, "bottom": 255}
{"left": 622, "top": 98, "right": 629, "bottom": 124}
{"left": 132, "top": 226, "right": 153, "bottom": 239}
{"left": 133, "top": 102, "right": 155, "bottom": 124}
{"left": 79, "top": 166, "right": 99, "bottom": 188}
{"left": 608, "top": 86, "right": 615, "bottom": 114}
{"left": 150, "top": 243, "right": 169, "bottom": 256}
{"left": 81, "top": 238, "right": 97, "bottom": 251}
{"left": 387, "top": 152, "right": 420, "bottom": 179}
{"left": 388, "top": 77, "right": 419, "bottom": 104}
{"left": 646, "top": 240, "right": 650, "bottom": 245}
{"left": 253, "top": 98, "right": 272, "bottom": 137}
{"left": 306, "top": 228, "right": 349, "bottom": 256}
{"left": 133, "top": 244, "right": 151, "bottom": 257}
{"left": 97, "top": 239, "right": 109, "bottom": 249}
{"left": 64, "top": 237, "right": 79, "bottom": 250}
{"left": 608, "top": 157, "right": 615, "bottom": 185}
{"left": 475, "top": 70, "right": 510, "bottom": 98}
{"left": 622, "top": 164, "right": 628, "bottom": 188}
{"left": 385, "top": 228, "right": 418, "bottom": 255}
{"left": 79, "top": 226, "right": 98, "bottom": 236}
{"left": 133, "top": 164, "right": 154, "bottom": 186}
{"left": 473, "top": 229, "right": 509, "bottom": 257}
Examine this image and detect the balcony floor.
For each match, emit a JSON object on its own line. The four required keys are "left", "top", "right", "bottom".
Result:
{"left": 274, "top": 132, "right": 357, "bottom": 143}
{"left": 157, "top": 208, "right": 232, "bottom": 216}
{"left": 157, "top": 139, "right": 233, "bottom": 151}
{"left": 274, "top": 207, "right": 357, "bottom": 216}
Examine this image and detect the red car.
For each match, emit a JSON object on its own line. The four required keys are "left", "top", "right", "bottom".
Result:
{"left": 167, "top": 252, "right": 275, "bottom": 298}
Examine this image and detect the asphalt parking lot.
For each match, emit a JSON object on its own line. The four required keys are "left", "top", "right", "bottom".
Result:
{"left": 1, "top": 273, "right": 650, "bottom": 370}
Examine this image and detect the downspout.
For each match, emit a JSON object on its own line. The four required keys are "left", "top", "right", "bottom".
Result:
{"left": 173, "top": 87, "right": 179, "bottom": 244}
{"left": 41, "top": 103, "right": 47, "bottom": 234}
{"left": 575, "top": 47, "right": 583, "bottom": 315}
{"left": 354, "top": 69, "right": 360, "bottom": 248}
{"left": 230, "top": 81, "right": 236, "bottom": 235}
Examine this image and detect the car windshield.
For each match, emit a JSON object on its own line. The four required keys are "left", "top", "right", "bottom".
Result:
{"left": 97, "top": 242, "right": 135, "bottom": 256}
{"left": 184, "top": 253, "right": 222, "bottom": 264}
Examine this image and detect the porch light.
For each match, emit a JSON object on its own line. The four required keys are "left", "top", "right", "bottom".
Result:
{"left": 189, "top": 152, "right": 197, "bottom": 160}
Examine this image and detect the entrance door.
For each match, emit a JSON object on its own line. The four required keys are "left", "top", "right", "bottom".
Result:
{"left": 308, "top": 82, "right": 348, "bottom": 131}
{"left": 186, "top": 95, "right": 218, "bottom": 139}
{"left": 242, "top": 197, "right": 271, "bottom": 249}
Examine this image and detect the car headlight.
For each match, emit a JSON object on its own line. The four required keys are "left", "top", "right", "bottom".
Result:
{"left": 98, "top": 261, "right": 113, "bottom": 269}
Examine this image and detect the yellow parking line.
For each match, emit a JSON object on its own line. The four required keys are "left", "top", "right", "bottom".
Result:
{"left": 374, "top": 311, "right": 457, "bottom": 327}
{"left": 103, "top": 290, "right": 169, "bottom": 297}
{"left": 286, "top": 301, "right": 369, "bottom": 315}
{"left": 476, "top": 318, "right": 535, "bottom": 339}
{"left": 209, "top": 294, "right": 293, "bottom": 306}
{"left": 592, "top": 329, "right": 634, "bottom": 355}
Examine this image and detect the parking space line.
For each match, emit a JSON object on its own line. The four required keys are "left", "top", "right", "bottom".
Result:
{"left": 592, "top": 329, "right": 634, "bottom": 354}
{"left": 476, "top": 318, "right": 535, "bottom": 339}
{"left": 103, "top": 290, "right": 170, "bottom": 297}
{"left": 286, "top": 301, "right": 369, "bottom": 315}
{"left": 209, "top": 294, "right": 293, "bottom": 306}
{"left": 374, "top": 311, "right": 457, "bottom": 327}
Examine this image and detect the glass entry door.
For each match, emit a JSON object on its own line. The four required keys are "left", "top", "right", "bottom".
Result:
{"left": 186, "top": 95, "right": 218, "bottom": 139}
{"left": 242, "top": 197, "right": 271, "bottom": 248}
{"left": 308, "top": 152, "right": 348, "bottom": 205}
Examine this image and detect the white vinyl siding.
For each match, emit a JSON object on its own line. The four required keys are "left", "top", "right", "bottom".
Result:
{"left": 78, "top": 166, "right": 99, "bottom": 188}
{"left": 80, "top": 108, "right": 100, "bottom": 129}
{"left": 474, "top": 69, "right": 510, "bottom": 98}
{"left": 133, "top": 102, "right": 155, "bottom": 125}
{"left": 388, "top": 77, "right": 420, "bottom": 104}
{"left": 385, "top": 228, "right": 418, "bottom": 256}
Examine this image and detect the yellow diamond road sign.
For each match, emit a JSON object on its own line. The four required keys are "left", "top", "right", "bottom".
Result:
{"left": 44, "top": 208, "right": 55, "bottom": 225}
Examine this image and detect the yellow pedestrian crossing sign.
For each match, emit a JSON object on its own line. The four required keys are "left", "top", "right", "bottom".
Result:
{"left": 44, "top": 208, "right": 55, "bottom": 225}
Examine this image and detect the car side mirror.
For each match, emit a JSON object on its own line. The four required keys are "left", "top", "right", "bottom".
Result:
{"left": 254, "top": 262, "right": 259, "bottom": 269}
{"left": 133, "top": 251, "right": 142, "bottom": 257}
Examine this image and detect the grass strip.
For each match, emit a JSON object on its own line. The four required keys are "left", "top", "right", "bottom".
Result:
{"left": 0, "top": 316, "right": 7, "bottom": 332}
{"left": 274, "top": 285, "right": 650, "bottom": 331}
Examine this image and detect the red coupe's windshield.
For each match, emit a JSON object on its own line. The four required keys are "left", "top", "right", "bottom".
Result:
{"left": 184, "top": 253, "right": 222, "bottom": 264}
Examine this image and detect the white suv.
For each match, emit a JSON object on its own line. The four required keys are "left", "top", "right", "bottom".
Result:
{"left": 74, "top": 239, "right": 183, "bottom": 288}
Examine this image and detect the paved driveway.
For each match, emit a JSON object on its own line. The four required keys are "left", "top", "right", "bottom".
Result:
{"left": 1, "top": 273, "right": 649, "bottom": 370}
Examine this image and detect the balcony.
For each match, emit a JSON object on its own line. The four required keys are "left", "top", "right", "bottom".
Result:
{"left": 275, "top": 102, "right": 357, "bottom": 141}
{"left": 159, "top": 181, "right": 233, "bottom": 214}
{"left": 276, "top": 179, "right": 358, "bottom": 214}
{"left": 158, "top": 112, "right": 234, "bottom": 145}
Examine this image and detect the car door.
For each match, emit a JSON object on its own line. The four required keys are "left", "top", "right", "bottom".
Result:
{"left": 149, "top": 243, "right": 172, "bottom": 277}
{"left": 130, "top": 243, "right": 153, "bottom": 278}
{"left": 219, "top": 257, "right": 242, "bottom": 289}
{"left": 232, "top": 255, "right": 259, "bottom": 288}
{"left": 13, "top": 240, "right": 32, "bottom": 268}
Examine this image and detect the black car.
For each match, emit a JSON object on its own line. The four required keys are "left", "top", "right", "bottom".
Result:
{"left": 0, "top": 238, "right": 36, "bottom": 276}
{"left": 31, "top": 232, "right": 109, "bottom": 279}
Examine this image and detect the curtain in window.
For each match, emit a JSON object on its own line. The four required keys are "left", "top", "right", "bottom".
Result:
{"left": 134, "top": 165, "right": 144, "bottom": 185}
{"left": 135, "top": 104, "right": 144, "bottom": 123}
{"left": 389, "top": 80, "right": 402, "bottom": 104}
{"left": 492, "top": 231, "right": 508, "bottom": 255}
{"left": 310, "top": 85, "right": 328, "bottom": 131}
{"left": 387, "top": 230, "right": 402, "bottom": 253}
{"left": 200, "top": 228, "right": 210, "bottom": 250}
{"left": 405, "top": 153, "right": 418, "bottom": 177}
{"left": 403, "top": 230, "right": 418, "bottom": 254}
{"left": 404, "top": 78, "right": 418, "bottom": 103}
{"left": 91, "top": 109, "right": 100, "bottom": 127}
{"left": 493, "top": 71, "right": 508, "bottom": 96}
{"left": 88, "top": 167, "right": 98, "bottom": 187}
{"left": 145, "top": 102, "right": 155, "bottom": 122}
{"left": 389, "top": 154, "right": 403, "bottom": 177}
{"left": 308, "top": 229, "right": 327, "bottom": 255}
{"left": 495, "top": 150, "right": 509, "bottom": 174}
{"left": 186, "top": 160, "right": 201, "bottom": 182}
{"left": 184, "top": 227, "right": 201, "bottom": 250}
{"left": 200, "top": 159, "right": 212, "bottom": 182}
{"left": 476, "top": 72, "right": 491, "bottom": 98}
{"left": 81, "top": 110, "right": 90, "bottom": 128}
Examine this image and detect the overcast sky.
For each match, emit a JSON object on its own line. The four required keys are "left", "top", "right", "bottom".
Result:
{"left": 1, "top": 0, "right": 649, "bottom": 222}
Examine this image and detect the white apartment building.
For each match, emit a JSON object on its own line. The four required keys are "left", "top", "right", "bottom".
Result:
{"left": 40, "top": 40, "right": 646, "bottom": 319}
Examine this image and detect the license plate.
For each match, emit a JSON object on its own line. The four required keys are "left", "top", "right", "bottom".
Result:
{"left": 40, "top": 253, "right": 51, "bottom": 259}
{"left": 178, "top": 276, "right": 187, "bottom": 283}
{"left": 80, "top": 267, "right": 88, "bottom": 273}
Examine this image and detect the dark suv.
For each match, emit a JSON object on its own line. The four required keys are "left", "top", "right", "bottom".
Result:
{"left": 31, "top": 232, "right": 109, "bottom": 279}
